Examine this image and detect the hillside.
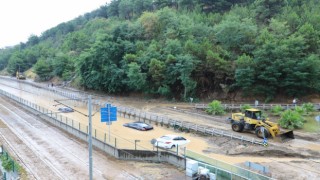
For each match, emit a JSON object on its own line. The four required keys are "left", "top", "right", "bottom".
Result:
{"left": 0, "top": 0, "right": 320, "bottom": 102}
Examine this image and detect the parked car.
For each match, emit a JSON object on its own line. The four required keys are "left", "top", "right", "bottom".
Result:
{"left": 123, "top": 122, "right": 153, "bottom": 131}
{"left": 154, "top": 134, "right": 190, "bottom": 149}
{"left": 58, "top": 107, "right": 74, "bottom": 113}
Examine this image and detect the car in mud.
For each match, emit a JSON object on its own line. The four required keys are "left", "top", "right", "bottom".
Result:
{"left": 58, "top": 107, "right": 74, "bottom": 113}
{"left": 123, "top": 121, "right": 153, "bottom": 131}
{"left": 154, "top": 134, "right": 190, "bottom": 149}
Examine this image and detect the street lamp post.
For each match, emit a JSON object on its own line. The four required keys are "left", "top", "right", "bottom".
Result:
{"left": 88, "top": 95, "right": 93, "bottom": 180}
{"left": 135, "top": 140, "right": 140, "bottom": 150}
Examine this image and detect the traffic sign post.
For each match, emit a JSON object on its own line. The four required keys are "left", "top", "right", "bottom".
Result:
{"left": 101, "top": 104, "right": 117, "bottom": 142}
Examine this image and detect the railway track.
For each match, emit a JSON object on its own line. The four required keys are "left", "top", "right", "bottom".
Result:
{"left": 0, "top": 98, "right": 60, "bottom": 179}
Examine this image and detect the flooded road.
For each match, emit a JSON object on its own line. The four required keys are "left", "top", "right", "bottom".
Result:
{"left": 1, "top": 77, "right": 320, "bottom": 179}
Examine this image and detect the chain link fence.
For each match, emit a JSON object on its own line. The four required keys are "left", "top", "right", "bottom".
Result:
{"left": 186, "top": 150, "right": 273, "bottom": 180}
{"left": 0, "top": 145, "right": 20, "bottom": 180}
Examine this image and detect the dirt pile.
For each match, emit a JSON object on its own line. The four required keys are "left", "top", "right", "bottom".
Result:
{"left": 204, "top": 136, "right": 320, "bottom": 159}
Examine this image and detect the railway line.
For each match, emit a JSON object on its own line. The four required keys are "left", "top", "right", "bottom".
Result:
{"left": 1, "top": 77, "right": 320, "bottom": 179}
{"left": 0, "top": 98, "right": 63, "bottom": 179}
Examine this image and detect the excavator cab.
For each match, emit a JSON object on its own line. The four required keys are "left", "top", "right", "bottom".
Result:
{"left": 244, "top": 109, "right": 261, "bottom": 120}
{"left": 16, "top": 71, "right": 26, "bottom": 80}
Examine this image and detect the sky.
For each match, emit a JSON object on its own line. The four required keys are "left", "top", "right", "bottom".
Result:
{"left": 0, "top": 0, "right": 110, "bottom": 48}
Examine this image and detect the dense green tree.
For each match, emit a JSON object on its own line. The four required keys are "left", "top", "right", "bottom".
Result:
{"left": 62, "top": 32, "right": 90, "bottom": 53}
{"left": 214, "top": 15, "right": 257, "bottom": 55}
{"left": 124, "top": 62, "right": 146, "bottom": 91}
{"left": 296, "top": 23, "right": 320, "bottom": 53}
{"left": 255, "top": 0, "right": 286, "bottom": 23}
{"left": 148, "top": 58, "right": 165, "bottom": 92}
{"left": 34, "top": 58, "right": 53, "bottom": 81}
{"left": 175, "top": 54, "right": 198, "bottom": 99}
{"left": 6, "top": 51, "right": 27, "bottom": 75}
{"left": 154, "top": 0, "right": 176, "bottom": 9}
{"left": 133, "top": 0, "right": 153, "bottom": 16}
{"left": 52, "top": 53, "right": 74, "bottom": 79}
{"left": 235, "top": 54, "right": 255, "bottom": 94}
{"left": 26, "top": 35, "right": 39, "bottom": 46}
{"left": 119, "top": 0, "right": 134, "bottom": 20}
{"left": 0, "top": 0, "right": 320, "bottom": 100}
{"left": 0, "top": 49, "right": 13, "bottom": 70}
{"left": 138, "top": 12, "right": 160, "bottom": 39}
{"left": 107, "top": 0, "right": 120, "bottom": 17}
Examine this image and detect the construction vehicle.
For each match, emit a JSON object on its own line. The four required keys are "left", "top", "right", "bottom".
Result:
{"left": 228, "top": 108, "right": 294, "bottom": 141}
{"left": 16, "top": 71, "right": 26, "bottom": 80}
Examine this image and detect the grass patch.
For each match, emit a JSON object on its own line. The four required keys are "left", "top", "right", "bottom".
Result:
{"left": 25, "top": 68, "right": 37, "bottom": 79}
{"left": 302, "top": 115, "right": 320, "bottom": 133}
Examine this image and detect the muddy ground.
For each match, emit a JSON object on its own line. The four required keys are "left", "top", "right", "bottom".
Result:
{"left": 0, "top": 96, "right": 186, "bottom": 180}
{"left": 0, "top": 77, "right": 320, "bottom": 180}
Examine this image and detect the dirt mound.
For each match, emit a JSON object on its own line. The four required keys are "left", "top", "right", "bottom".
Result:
{"left": 230, "top": 149, "right": 308, "bottom": 158}
{"left": 204, "top": 136, "right": 320, "bottom": 159}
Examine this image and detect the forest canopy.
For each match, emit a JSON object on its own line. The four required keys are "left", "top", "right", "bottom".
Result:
{"left": 0, "top": 0, "right": 320, "bottom": 101}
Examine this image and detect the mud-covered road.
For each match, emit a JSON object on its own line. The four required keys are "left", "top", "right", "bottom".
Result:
{"left": 0, "top": 96, "right": 185, "bottom": 179}
{"left": 0, "top": 77, "right": 320, "bottom": 180}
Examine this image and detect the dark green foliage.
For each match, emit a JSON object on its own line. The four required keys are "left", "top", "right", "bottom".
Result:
{"left": 214, "top": 15, "right": 257, "bottom": 55}
{"left": 125, "top": 62, "right": 146, "bottom": 90}
{"left": 107, "top": 0, "right": 120, "bottom": 17}
{"left": 34, "top": 58, "right": 53, "bottom": 81}
{"left": 255, "top": 0, "right": 286, "bottom": 23}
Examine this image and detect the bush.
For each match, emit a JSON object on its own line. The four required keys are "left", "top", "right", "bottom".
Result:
{"left": 270, "top": 105, "right": 283, "bottom": 116}
{"left": 240, "top": 104, "right": 252, "bottom": 112}
{"left": 206, "top": 100, "right": 225, "bottom": 115}
{"left": 0, "top": 153, "right": 13, "bottom": 172}
{"left": 302, "top": 103, "right": 315, "bottom": 114}
{"left": 279, "top": 110, "right": 304, "bottom": 130}
{"left": 294, "top": 106, "right": 305, "bottom": 115}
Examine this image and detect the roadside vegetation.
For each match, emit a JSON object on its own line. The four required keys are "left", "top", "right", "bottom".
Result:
{"left": 0, "top": 148, "right": 27, "bottom": 179}
{"left": 206, "top": 100, "right": 319, "bottom": 132}
{"left": 1, "top": 0, "right": 320, "bottom": 101}
{"left": 206, "top": 100, "right": 225, "bottom": 115}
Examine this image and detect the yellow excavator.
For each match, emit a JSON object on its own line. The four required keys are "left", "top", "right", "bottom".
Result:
{"left": 16, "top": 71, "right": 26, "bottom": 80}
{"left": 228, "top": 108, "right": 294, "bottom": 141}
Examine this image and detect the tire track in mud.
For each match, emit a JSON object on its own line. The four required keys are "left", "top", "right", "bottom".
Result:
{"left": 0, "top": 97, "right": 65, "bottom": 179}
{"left": 1, "top": 100, "right": 105, "bottom": 178}
{"left": 0, "top": 96, "right": 163, "bottom": 180}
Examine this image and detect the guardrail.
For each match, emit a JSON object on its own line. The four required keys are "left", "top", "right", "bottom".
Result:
{"left": 116, "top": 106, "right": 264, "bottom": 146}
{"left": 195, "top": 103, "right": 320, "bottom": 110}
{"left": 0, "top": 77, "right": 265, "bottom": 146}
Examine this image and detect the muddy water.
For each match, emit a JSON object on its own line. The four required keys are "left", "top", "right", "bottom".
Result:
{"left": 0, "top": 80, "right": 310, "bottom": 165}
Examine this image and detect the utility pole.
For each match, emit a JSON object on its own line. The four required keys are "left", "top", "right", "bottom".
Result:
{"left": 54, "top": 96, "right": 94, "bottom": 180}
{"left": 88, "top": 95, "right": 93, "bottom": 180}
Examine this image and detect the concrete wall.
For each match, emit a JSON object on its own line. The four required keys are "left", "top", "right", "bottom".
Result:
{"left": 118, "top": 149, "right": 186, "bottom": 168}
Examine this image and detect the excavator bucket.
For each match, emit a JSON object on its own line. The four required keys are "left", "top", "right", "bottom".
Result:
{"left": 279, "top": 130, "right": 295, "bottom": 141}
